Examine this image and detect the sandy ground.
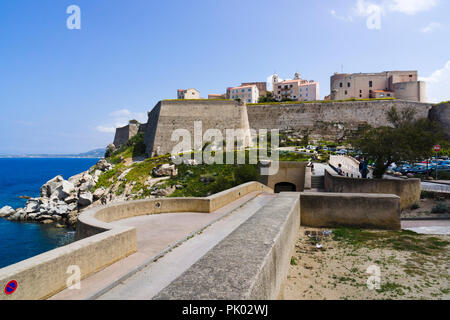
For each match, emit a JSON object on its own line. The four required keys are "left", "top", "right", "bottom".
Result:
{"left": 281, "top": 227, "right": 450, "bottom": 300}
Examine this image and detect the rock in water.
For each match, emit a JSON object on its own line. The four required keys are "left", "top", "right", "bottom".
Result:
{"left": 54, "top": 180, "right": 75, "bottom": 200}
{"left": 25, "top": 199, "right": 40, "bottom": 214}
{"left": 40, "top": 175, "right": 64, "bottom": 198}
{"left": 0, "top": 206, "right": 15, "bottom": 218}
{"left": 78, "top": 192, "right": 93, "bottom": 207}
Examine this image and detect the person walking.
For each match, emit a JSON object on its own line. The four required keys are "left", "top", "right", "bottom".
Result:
{"left": 337, "top": 164, "right": 343, "bottom": 176}
{"left": 361, "top": 158, "right": 369, "bottom": 179}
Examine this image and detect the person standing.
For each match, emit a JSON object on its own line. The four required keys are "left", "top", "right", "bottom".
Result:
{"left": 361, "top": 158, "right": 369, "bottom": 179}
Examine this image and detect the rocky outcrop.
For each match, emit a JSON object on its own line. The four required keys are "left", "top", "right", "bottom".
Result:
{"left": 3, "top": 159, "right": 115, "bottom": 228}
{"left": 1, "top": 156, "right": 186, "bottom": 229}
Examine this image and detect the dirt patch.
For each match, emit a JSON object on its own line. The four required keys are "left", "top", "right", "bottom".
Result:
{"left": 281, "top": 227, "right": 450, "bottom": 300}
{"left": 402, "top": 198, "right": 450, "bottom": 219}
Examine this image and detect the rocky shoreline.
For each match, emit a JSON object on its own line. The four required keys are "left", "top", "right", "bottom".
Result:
{"left": 0, "top": 159, "right": 114, "bottom": 229}
{"left": 0, "top": 158, "right": 184, "bottom": 229}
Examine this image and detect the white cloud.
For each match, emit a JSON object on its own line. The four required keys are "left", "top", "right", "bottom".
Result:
{"left": 330, "top": 9, "right": 353, "bottom": 22}
{"left": 96, "top": 108, "right": 148, "bottom": 134}
{"left": 334, "top": 0, "right": 440, "bottom": 28}
{"left": 266, "top": 74, "right": 284, "bottom": 91}
{"left": 353, "top": 0, "right": 384, "bottom": 17}
{"left": 420, "top": 22, "right": 441, "bottom": 33}
{"left": 96, "top": 125, "right": 116, "bottom": 133}
{"left": 420, "top": 60, "right": 450, "bottom": 103}
{"left": 388, "top": 0, "right": 438, "bottom": 15}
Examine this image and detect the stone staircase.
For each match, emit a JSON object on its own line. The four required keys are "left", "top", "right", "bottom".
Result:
{"left": 311, "top": 175, "right": 325, "bottom": 190}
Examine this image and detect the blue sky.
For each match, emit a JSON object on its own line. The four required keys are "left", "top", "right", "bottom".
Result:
{"left": 0, "top": 0, "right": 449, "bottom": 154}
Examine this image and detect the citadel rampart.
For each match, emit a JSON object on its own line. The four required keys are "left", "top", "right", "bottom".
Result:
{"left": 144, "top": 99, "right": 251, "bottom": 157}
{"left": 116, "top": 99, "right": 448, "bottom": 156}
{"left": 246, "top": 99, "right": 433, "bottom": 141}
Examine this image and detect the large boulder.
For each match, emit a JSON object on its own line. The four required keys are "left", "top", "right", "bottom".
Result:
{"left": 25, "top": 199, "right": 40, "bottom": 214}
{"left": 152, "top": 164, "right": 178, "bottom": 177}
{"left": 0, "top": 206, "right": 15, "bottom": 218}
{"left": 40, "top": 175, "right": 64, "bottom": 198}
{"left": 93, "top": 187, "right": 106, "bottom": 201}
{"left": 151, "top": 185, "right": 176, "bottom": 197}
{"left": 53, "top": 180, "right": 75, "bottom": 200}
{"left": 96, "top": 159, "right": 113, "bottom": 172}
{"left": 78, "top": 192, "right": 93, "bottom": 207}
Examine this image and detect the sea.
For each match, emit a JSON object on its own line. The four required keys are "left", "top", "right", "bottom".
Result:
{"left": 0, "top": 158, "right": 99, "bottom": 269}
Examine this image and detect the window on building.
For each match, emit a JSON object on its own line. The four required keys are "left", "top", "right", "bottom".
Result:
{"left": 306, "top": 88, "right": 308, "bottom": 91}
{"left": 340, "top": 83, "right": 343, "bottom": 88}
{"left": 241, "top": 89, "right": 245, "bottom": 92}
{"left": 348, "top": 83, "right": 351, "bottom": 88}
{"left": 387, "top": 94, "right": 391, "bottom": 97}
{"left": 369, "top": 81, "right": 373, "bottom": 87}
{"left": 278, "top": 91, "right": 281, "bottom": 94}
{"left": 248, "top": 88, "right": 251, "bottom": 92}
{"left": 359, "top": 94, "right": 362, "bottom": 98}
{"left": 293, "top": 96, "right": 297, "bottom": 99}
{"left": 306, "top": 94, "right": 308, "bottom": 97}
{"left": 248, "top": 99, "right": 251, "bottom": 103}
{"left": 344, "top": 90, "right": 347, "bottom": 95}
{"left": 278, "top": 86, "right": 281, "bottom": 89}
{"left": 369, "top": 90, "right": 372, "bottom": 94}
{"left": 360, "top": 90, "right": 362, "bottom": 93}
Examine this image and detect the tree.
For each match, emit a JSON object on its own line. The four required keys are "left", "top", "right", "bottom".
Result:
{"left": 351, "top": 107, "right": 444, "bottom": 178}
{"left": 258, "top": 92, "right": 277, "bottom": 103}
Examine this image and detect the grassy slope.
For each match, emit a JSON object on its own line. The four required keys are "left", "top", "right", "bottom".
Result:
{"left": 94, "top": 141, "right": 310, "bottom": 199}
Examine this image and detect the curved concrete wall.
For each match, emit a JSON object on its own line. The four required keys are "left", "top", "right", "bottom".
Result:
{"left": 154, "top": 192, "right": 300, "bottom": 300}
{"left": 324, "top": 170, "right": 420, "bottom": 210}
{"left": 300, "top": 192, "right": 401, "bottom": 230}
{"left": 0, "top": 182, "right": 271, "bottom": 300}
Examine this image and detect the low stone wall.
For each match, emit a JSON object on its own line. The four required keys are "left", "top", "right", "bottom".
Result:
{"left": 300, "top": 192, "right": 401, "bottom": 230}
{"left": 324, "top": 170, "right": 420, "bottom": 210}
{"left": 154, "top": 192, "right": 300, "bottom": 300}
{"left": 0, "top": 182, "right": 271, "bottom": 300}
{"left": 0, "top": 226, "right": 137, "bottom": 300}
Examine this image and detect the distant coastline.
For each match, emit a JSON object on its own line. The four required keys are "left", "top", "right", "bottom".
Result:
{"left": 0, "top": 148, "right": 105, "bottom": 159}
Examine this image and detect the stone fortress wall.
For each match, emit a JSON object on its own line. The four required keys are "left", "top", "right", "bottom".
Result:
{"left": 246, "top": 99, "right": 433, "bottom": 141}
{"left": 144, "top": 100, "right": 251, "bottom": 157}
{"left": 115, "top": 99, "right": 448, "bottom": 155}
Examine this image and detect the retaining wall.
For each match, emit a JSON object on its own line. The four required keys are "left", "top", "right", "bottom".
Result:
{"left": 0, "top": 182, "right": 271, "bottom": 300}
{"left": 300, "top": 192, "right": 401, "bottom": 230}
{"left": 324, "top": 170, "right": 420, "bottom": 210}
{"left": 154, "top": 192, "right": 300, "bottom": 300}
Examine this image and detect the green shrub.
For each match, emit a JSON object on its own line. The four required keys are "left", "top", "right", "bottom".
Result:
{"left": 431, "top": 202, "right": 449, "bottom": 213}
{"left": 411, "top": 203, "right": 420, "bottom": 210}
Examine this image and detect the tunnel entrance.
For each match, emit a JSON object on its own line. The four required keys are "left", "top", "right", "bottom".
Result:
{"left": 274, "top": 182, "right": 296, "bottom": 193}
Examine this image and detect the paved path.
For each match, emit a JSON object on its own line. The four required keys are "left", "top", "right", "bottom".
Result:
{"left": 49, "top": 192, "right": 272, "bottom": 300}
{"left": 97, "top": 193, "right": 275, "bottom": 300}
{"left": 402, "top": 220, "right": 450, "bottom": 235}
{"left": 421, "top": 182, "right": 450, "bottom": 193}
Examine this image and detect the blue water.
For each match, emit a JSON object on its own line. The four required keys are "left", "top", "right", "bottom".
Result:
{"left": 0, "top": 158, "right": 99, "bottom": 269}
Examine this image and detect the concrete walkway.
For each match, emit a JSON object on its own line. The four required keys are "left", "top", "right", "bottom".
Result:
{"left": 402, "top": 220, "right": 450, "bottom": 235}
{"left": 49, "top": 192, "right": 273, "bottom": 300}
{"left": 97, "top": 193, "right": 276, "bottom": 300}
